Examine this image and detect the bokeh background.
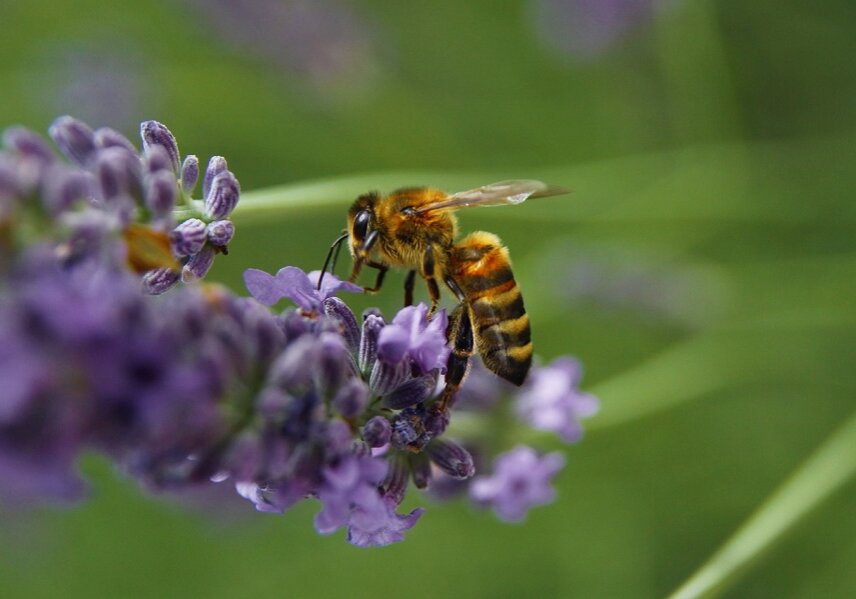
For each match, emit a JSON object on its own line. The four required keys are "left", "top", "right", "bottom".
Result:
{"left": 2, "top": 0, "right": 855, "bottom": 597}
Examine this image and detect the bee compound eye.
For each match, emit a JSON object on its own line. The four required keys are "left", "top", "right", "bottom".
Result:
{"left": 353, "top": 210, "right": 370, "bottom": 240}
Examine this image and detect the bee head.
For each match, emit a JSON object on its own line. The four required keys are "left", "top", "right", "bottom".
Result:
{"left": 348, "top": 192, "right": 379, "bottom": 255}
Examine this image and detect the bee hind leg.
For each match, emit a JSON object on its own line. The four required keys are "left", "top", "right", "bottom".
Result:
{"left": 434, "top": 302, "right": 473, "bottom": 417}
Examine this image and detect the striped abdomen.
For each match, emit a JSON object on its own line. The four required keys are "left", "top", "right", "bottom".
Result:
{"left": 447, "top": 231, "right": 532, "bottom": 386}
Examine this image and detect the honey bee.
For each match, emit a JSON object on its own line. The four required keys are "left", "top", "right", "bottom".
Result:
{"left": 318, "top": 180, "right": 566, "bottom": 408}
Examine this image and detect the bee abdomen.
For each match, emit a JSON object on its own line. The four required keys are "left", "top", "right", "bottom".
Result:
{"left": 449, "top": 232, "right": 532, "bottom": 386}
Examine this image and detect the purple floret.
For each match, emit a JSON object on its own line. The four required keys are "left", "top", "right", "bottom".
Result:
{"left": 376, "top": 303, "right": 449, "bottom": 374}
{"left": 515, "top": 357, "right": 599, "bottom": 443}
{"left": 469, "top": 445, "right": 565, "bottom": 522}
{"left": 243, "top": 266, "right": 361, "bottom": 312}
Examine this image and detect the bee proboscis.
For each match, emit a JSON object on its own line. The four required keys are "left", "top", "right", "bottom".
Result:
{"left": 319, "top": 180, "right": 567, "bottom": 416}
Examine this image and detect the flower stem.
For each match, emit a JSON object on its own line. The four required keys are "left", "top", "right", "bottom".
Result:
{"left": 668, "top": 409, "right": 856, "bottom": 599}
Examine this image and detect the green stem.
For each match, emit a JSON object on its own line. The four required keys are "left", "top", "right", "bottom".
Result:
{"left": 668, "top": 409, "right": 856, "bottom": 599}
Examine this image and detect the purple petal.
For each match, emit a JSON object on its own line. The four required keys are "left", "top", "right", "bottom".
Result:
{"left": 307, "top": 270, "right": 362, "bottom": 297}
{"left": 244, "top": 269, "right": 279, "bottom": 305}
{"left": 376, "top": 324, "right": 409, "bottom": 364}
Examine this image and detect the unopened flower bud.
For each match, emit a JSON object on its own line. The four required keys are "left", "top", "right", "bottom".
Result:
{"left": 362, "top": 416, "right": 392, "bottom": 448}
{"left": 205, "top": 219, "right": 234, "bottom": 247}
{"left": 359, "top": 313, "right": 384, "bottom": 373}
{"left": 323, "top": 297, "right": 359, "bottom": 354}
{"left": 143, "top": 144, "right": 173, "bottom": 174}
{"left": 383, "top": 374, "right": 436, "bottom": 409}
{"left": 331, "top": 378, "right": 368, "bottom": 418}
{"left": 171, "top": 218, "right": 207, "bottom": 257}
{"left": 141, "top": 267, "right": 180, "bottom": 295}
{"left": 145, "top": 170, "right": 178, "bottom": 217}
{"left": 182, "top": 245, "right": 215, "bottom": 282}
{"left": 49, "top": 116, "right": 97, "bottom": 166}
{"left": 3, "top": 127, "right": 55, "bottom": 163}
{"left": 180, "top": 155, "right": 199, "bottom": 194}
{"left": 202, "top": 156, "right": 227, "bottom": 199}
{"left": 426, "top": 439, "right": 475, "bottom": 479}
{"left": 140, "top": 120, "right": 180, "bottom": 173}
{"left": 204, "top": 171, "right": 240, "bottom": 219}
{"left": 94, "top": 127, "right": 137, "bottom": 153}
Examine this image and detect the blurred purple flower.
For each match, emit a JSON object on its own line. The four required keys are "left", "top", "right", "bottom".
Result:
{"left": 314, "top": 453, "right": 388, "bottom": 534}
{"left": 531, "top": 0, "right": 676, "bottom": 59}
{"left": 347, "top": 497, "right": 425, "bottom": 548}
{"left": 516, "top": 357, "right": 598, "bottom": 443}
{"left": 28, "top": 42, "right": 149, "bottom": 130}
{"left": 182, "top": 0, "right": 384, "bottom": 96}
{"left": 243, "top": 266, "right": 361, "bottom": 312}
{"left": 470, "top": 445, "right": 565, "bottom": 522}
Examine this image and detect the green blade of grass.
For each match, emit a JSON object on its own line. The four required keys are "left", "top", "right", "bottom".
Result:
{"left": 668, "top": 409, "right": 856, "bottom": 599}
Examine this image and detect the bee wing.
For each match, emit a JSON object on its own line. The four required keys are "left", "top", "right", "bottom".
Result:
{"left": 414, "top": 179, "right": 568, "bottom": 214}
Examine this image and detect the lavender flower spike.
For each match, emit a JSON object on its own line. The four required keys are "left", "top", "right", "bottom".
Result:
{"left": 243, "top": 266, "right": 361, "bottom": 312}
{"left": 515, "top": 357, "right": 599, "bottom": 443}
{"left": 470, "top": 445, "right": 565, "bottom": 522}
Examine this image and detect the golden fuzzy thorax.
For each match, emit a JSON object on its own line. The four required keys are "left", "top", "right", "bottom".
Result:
{"left": 368, "top": 188, "right": 459, "bottom": 270}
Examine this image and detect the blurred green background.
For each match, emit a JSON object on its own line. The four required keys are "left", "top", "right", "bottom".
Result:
{"left": 1, "top": 0, "right": 855, "bottom": 597}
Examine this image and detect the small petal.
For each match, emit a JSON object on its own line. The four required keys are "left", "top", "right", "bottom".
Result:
{"left": 346, "top": 499, "right": 424, "bottom": 548}
{"left": 308, "top": 270, "right": 363, "bottom": 298}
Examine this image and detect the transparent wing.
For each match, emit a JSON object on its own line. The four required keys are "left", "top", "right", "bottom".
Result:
{"left": 414, "top": 179, "right": 568, "bottom": 214}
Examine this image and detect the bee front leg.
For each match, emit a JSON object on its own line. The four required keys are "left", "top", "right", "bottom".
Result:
{"left": 421, "top": 246, "right": 441, "bottom": 317}
{"left": 362, "top": 260, "right": 388, "bottom": 293}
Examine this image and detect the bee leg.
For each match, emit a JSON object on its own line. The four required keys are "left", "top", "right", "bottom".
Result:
{"left": 434, "top": 302, "right": 473, "bottom": 416}
{"left": 362, "top": 260, "right": 388, "bottom": 293}
{"left": 404, "top": 270, "right": 417, "bottom": 306}
{"left": 421, "top": 245, "right": 441, "bottom": 317}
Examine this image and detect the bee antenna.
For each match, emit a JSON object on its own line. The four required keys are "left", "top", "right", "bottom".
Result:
{"left": 317, "top": 231, "right": 349, "bottom": 290}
